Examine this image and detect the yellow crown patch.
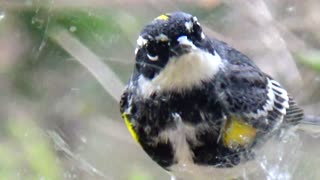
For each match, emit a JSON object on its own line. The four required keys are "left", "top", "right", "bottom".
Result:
{"left": 155, "top": 14, "right": 170, "bottom": 21}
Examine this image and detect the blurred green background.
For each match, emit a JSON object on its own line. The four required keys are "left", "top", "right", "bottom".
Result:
{"left": 0, "top": 0, "right": 320, "bottom": 179}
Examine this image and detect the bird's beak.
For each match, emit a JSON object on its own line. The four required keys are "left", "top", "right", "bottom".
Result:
{"left": 170, "top": 36, "right": 197, "bottom": 57}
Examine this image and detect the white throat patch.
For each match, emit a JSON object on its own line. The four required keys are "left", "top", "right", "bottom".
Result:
{"left": 138, "top": 48, "right": 223, "bottom": 96}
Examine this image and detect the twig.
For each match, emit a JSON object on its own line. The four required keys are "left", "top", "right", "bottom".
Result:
{"left": 303, "top": 115, "right": 320, "bottom": 125}
{"left": 47, "top": 130, "right": 109, "bottom": 179}
{"left": 299, "top": 115, "right": 320, "bottom": 137}
{"left": 49, "top": 26, "right": 125, "bottom": 102}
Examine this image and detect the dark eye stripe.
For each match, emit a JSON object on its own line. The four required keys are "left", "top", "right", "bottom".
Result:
{"left": 144, "top": 41, "right": 169, "bottom": 61}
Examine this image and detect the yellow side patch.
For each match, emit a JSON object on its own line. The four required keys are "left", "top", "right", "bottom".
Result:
{"left": 122, "top": 113, "right": 139, "bottom": 143}
{"left": 155, "top": 14, "right": 170, "bottom": 21}
{"left": 223, "top": 116, "right": 257, "bottom": 149}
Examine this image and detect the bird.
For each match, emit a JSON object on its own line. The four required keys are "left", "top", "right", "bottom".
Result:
{"left": 119, "top": 12, "right": 304, "bottom": 180}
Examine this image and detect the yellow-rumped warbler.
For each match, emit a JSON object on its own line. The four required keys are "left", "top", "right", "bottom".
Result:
{"left": 120, "top": 12, "right": 303, "bottom": 180}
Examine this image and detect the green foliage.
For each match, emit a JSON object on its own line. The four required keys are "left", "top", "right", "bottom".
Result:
{"left": 16, "top": 7, "right": 120, "bottom": 63}
{"left": 3, "top": 4, "right": 134, "bottom": 179}
{"left": 0, "top": 119, "right": 62, "bottom": 179}
{"left": 296, "top": 51, "right": 320, "bottom": 72}
{"left": 11, "top": 5, "right": 131, "bottom": 99}
{"left": 0, "top": 146, "right": 21, "bottom": 180}
{"left": 128, "top": 168, "right": 154, "bottom": 180}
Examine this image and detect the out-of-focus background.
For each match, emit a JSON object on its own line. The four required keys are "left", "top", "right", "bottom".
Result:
{"left": 0, "top": 0, "right": 320, "bottom": 179}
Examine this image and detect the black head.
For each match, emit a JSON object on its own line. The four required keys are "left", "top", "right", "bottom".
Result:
{"left": 134, "top": 12, "right": 208, "bottom": 79}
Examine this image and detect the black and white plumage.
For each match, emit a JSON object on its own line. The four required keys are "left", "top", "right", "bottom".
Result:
{"left": 120, "top": 12, "right": 303, "bottom": 179}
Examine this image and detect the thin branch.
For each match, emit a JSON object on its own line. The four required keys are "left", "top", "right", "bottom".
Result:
{"left": 299, "top": 115, "right": 320, "bottom": 137}
{"left": 47, "top": 130, "right": 108, "bottom": 178}
{"left": 50, "top": 26, "right": 125, "bottom": 102}
{"left": 303, "top": 115, "right": 320, "bottom": 125}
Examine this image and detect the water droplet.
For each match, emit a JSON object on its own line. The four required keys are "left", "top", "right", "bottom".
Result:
{"left": 69, "top": 26, "right": 77, "bottom": 32}
{"left": 31, "top": 16, "right": 44, "bottom": 28}
{"left": 70, "top": 87, "right": 79, "bottom": 92}
{"left": 286, "top": 6, "right": 296, "bottom": 13}
{"left": 91, "top": 167, "right": 98, "bottom": 173}
{"left": 80, "top": 136, "right": 87, "bottom": 143}
{"left": 63, "top": 171, "right": 72, "bottom": 178}
{"left": 72, "top": 174, "right": 77, "bottom": 179}
{"left": 0, "top": 11, "right": 5, "bottom": 21}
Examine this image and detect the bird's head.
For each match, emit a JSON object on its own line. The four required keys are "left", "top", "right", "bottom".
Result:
{"left": 134, "top": 12, "right": 223, "bottom": 94}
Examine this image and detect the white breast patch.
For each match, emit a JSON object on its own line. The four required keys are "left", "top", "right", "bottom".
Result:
{"left": 158, "top": 113, "right": 196, "bottom": 166}
{"left": 138, "top": 49, "right": 223, "bottom": 97}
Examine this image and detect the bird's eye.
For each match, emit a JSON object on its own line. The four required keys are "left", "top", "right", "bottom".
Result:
{"left": 146, "top": 43, "right": 159, "bottom": 61}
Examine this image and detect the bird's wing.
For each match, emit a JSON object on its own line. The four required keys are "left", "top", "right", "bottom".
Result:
{"left": 213, "top": 58, "right": 303, "bottom": 149}
{"left": 210, "top": 38, "right": 303, "bottom": 130}
{"left": 216, "top": 62, "right": 288, "bottom": 129}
